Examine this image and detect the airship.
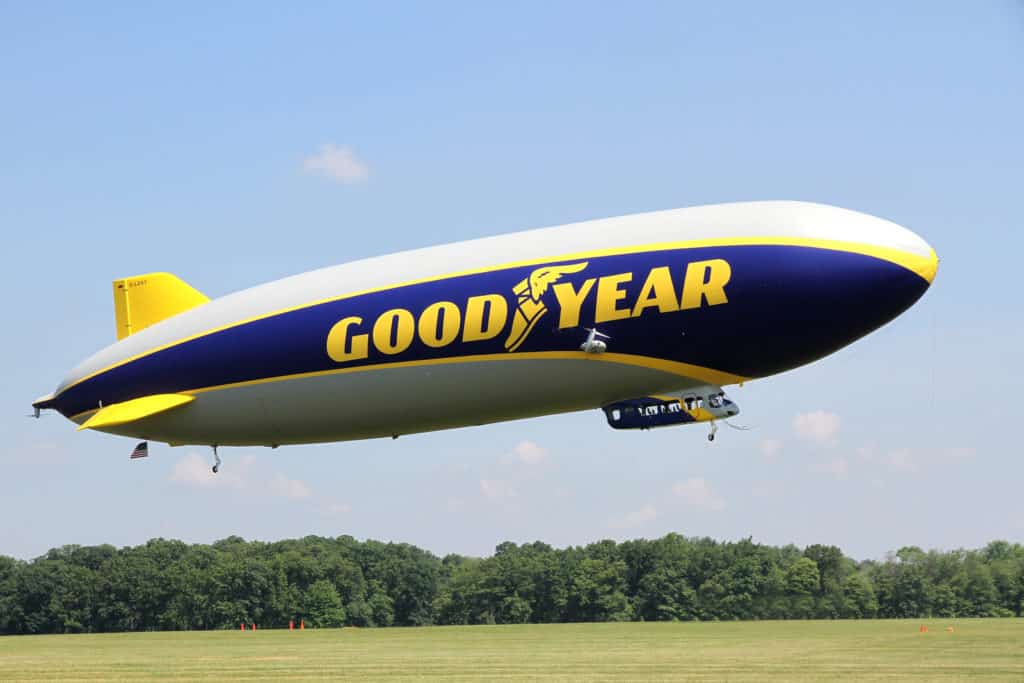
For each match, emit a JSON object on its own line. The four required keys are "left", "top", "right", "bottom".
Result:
{"left": 32, "top": 201, "right": 937, "bottom": 472}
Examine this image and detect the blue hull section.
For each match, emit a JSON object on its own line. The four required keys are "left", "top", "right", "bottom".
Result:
{"left": 54, "top": 244, "right": 931, "bottom": 419}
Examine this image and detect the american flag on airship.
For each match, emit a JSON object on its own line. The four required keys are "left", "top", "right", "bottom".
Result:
{"left": 129, "top": 442, "right": 149, "bottom": 459}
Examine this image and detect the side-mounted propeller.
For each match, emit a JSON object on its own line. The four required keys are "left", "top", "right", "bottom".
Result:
{"left": 580, "top": 327, "right": 611, "bottom": 354}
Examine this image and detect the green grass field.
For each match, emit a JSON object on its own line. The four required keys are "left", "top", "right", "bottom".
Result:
{"left": 1, "top": 620, "right": 1021, "bottom": 681}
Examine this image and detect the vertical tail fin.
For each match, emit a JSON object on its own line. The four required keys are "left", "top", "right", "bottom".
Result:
{"left": 113, "top": 272, "right": 209, "bottom": 340}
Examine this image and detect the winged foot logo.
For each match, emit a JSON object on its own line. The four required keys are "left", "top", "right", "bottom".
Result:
{"left": 325, "top": 257, "right": 731, "bottom": 363}
{"left": 504, "top": 262, "right": 589, "bottom": 352}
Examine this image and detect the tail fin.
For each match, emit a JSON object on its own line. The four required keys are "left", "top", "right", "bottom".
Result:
{"left": 113, "top": 273, "right": 209, "bottom": 340}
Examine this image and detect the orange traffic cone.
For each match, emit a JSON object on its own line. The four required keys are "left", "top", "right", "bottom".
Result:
{"left": 919, "top": 624, "right": 928, "bottom": 633}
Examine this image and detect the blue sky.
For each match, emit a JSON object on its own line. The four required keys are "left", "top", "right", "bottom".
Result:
{"left": 2, "top": 2, "right": 1021, "bottom": 560}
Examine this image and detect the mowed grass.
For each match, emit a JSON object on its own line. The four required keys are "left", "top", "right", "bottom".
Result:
{"left": 1, "top": 620, "right": 1021, "bottom": 681}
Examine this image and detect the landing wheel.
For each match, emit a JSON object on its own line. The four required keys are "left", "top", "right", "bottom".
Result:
{"left": 211, "top": 445, "right": 222, "bottom": 474}
{"left": 707, "top": 433, "right": 715, "bottom": 442}
{"left": 212, "top": 464, "right": 220, "bottom": 474}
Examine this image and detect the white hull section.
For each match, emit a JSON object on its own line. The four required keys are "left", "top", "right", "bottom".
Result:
{"left": 80, "top": 358, "right": 702, "bottom": 446}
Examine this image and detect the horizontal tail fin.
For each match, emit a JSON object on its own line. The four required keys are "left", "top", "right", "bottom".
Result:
{"left": 78, "top": 394, "right": 195, "bottom": 431}
{"left": 113, "top": 273, "right": 209, "bottom": 340}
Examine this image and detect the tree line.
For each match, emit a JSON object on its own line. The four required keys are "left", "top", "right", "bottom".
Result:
{"left": 1, "top": 534, "right": 1021, "bottom": 634}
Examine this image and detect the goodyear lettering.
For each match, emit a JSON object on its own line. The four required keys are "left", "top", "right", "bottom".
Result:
{"left": 680, "top": 259, "right": 731, "bottom": 310}
{"left": 463, "top": 294, "right": 507, "bottom": 342}
{"left": 373, "top": 309, "right": 415, "bottom": 355}
{"left": 551, "top": 278, "right": 596, "bottom": 329}
{"left": 419, "top": 301, "right": 461, "bottom": 348}
{"left": 326, "top": 316, "right": 368, "bottom": 362}
{"left": 325, "top": 257, "right": 732, "bottom": 363}
{"left": 594, "top": 272, "right": 633, "bottom": 323}
{"left": 631, "top": 266, "right": 679, "bottom": 317}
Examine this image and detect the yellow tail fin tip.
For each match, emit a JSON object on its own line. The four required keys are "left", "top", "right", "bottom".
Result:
{"left": 113, "top": 272, "right": 209, "bottom": 340}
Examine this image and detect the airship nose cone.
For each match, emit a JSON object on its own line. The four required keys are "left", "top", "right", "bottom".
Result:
{"left": 769, "top": 211, "right": 938, "bottom": 373}
{"left": 866, "top": 213, "right": 938, "bottom": 286}
{"left": 687, "top": 203, "right": 938, "bottom": 380}
{"left": 918, "top": 246, "right": 940, "bottom": 285}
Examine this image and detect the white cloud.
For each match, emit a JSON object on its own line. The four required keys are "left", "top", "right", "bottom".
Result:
{"left": 886, "top": 448, "right": 918, "bottom": 473}
{"left": 303, "top": 144, "right": 369, "bottom": 184}
{"left": 609, "top": 504, "right": 657, "bottom": 529}
{"left": 270, "top": 474, "right": 313, "bottom": 500}
{"left": 170, "top": 453, "right": 314, "bottom": 498}
{"left": 793, "top": 410, "right": 841, "bottom": 445}
{"left": 323, "top": 502, "right": 352, "bottom": 515}
{"left": 512, "top": 440, "right": 547, "bottom": 465}
{"left": 671, "top": 478, "right": 726, "bottom": 511}
{"left": 171, "top": 453, "right": 251, "bottom": 490}
{"left": 945, "top": 447, "right": 976, "bottom": 459}
{"left": 811, "top": 456, "right": 849, "bottom": 479}
{"left": 480, "top": 478, "right": 515, "bottom": 501}
{"left": 760, "top": 438, "right": 783, "bottom": 461}
{"left": 856, "top": 445, "right": 877, "bottom": 462}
